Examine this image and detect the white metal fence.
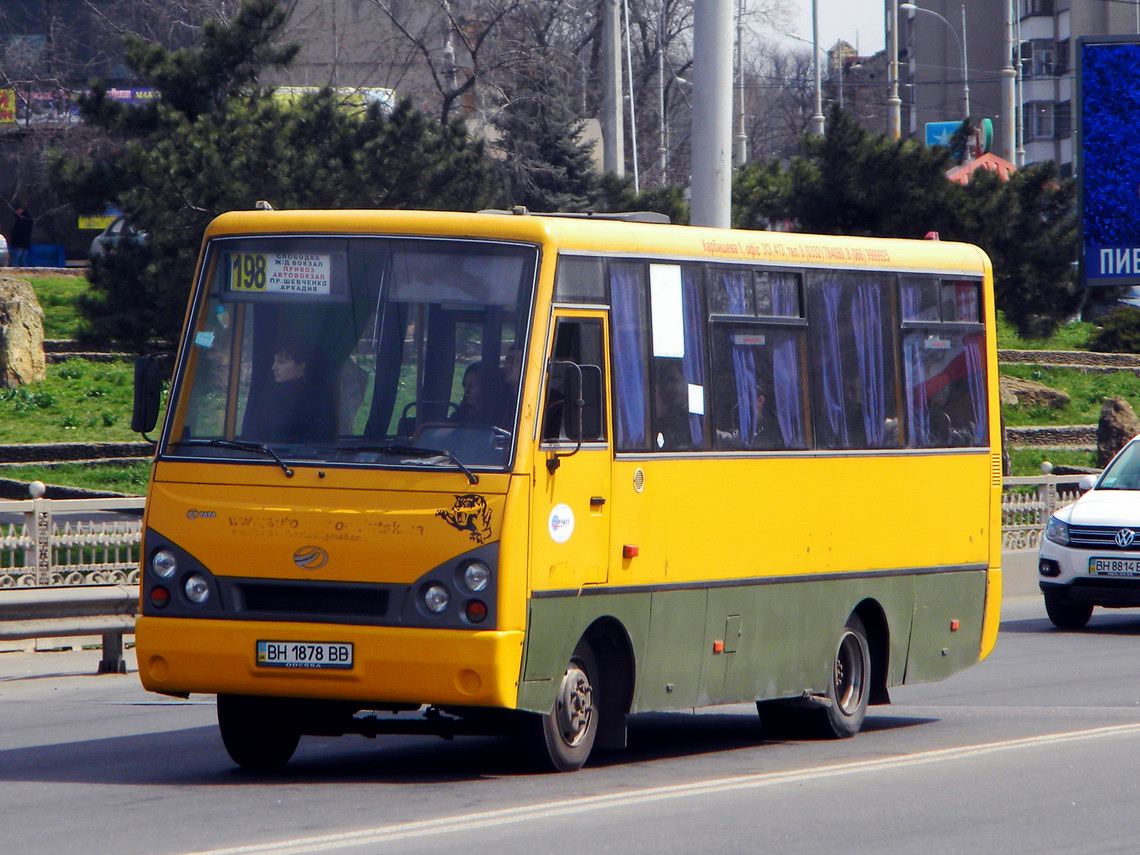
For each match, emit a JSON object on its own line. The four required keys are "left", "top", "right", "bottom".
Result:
{"left": 1000, "top": 474, "right": 1084, "bottom": 551}
{"left": 0, "top": 495, "right": 143, "bottom": 588}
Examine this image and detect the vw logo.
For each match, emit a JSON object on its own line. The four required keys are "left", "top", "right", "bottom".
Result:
{"left": 1115, "top": 529, "right": 1136, "bottom": 549}
{"left": 293, "top": 545, "right": 329, "bottom": 570}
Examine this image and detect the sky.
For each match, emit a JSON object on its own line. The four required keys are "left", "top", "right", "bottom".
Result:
{"left": 786, "top": 0, "right": 886, "bottom": 56}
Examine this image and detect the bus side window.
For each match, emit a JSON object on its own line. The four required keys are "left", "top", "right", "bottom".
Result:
{"left": 543, "top": 318, "right": 607, "bottom": 443}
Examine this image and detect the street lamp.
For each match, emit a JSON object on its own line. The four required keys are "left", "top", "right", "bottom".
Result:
{"left": 786, "top": 32, "right": 827, "bottom": 135}
{"left": 900, "top": 2, "right": 969, "bottom": 121}
{"left": 810, "top": 0, "right": 825, "bottom": 135}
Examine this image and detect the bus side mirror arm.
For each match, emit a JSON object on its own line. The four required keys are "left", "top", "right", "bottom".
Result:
{"left": 132, "top": 355, "right": 162, "bottom": 442}
{"left": 546, "top": 360, "right": 584, "bottom": 474}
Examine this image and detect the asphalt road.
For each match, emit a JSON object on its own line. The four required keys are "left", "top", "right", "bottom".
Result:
{"left": 4, "top": 595, "right": 1140, "bottom": 855}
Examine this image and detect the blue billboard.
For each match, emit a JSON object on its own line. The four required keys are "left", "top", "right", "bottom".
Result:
{"left": 1079, "top": 37, "right": 1140, "bottom": 286}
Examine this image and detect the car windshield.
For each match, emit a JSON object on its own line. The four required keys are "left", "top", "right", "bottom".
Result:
{"left": 1097, "top": 441, "right": 1140, "bottom": 490}
{"left": 163, "top": 235, "right": 536, "bottom": 472}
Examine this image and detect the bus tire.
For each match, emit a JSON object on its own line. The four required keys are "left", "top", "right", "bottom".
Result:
{"left": 1043, "top": 591, "right": 1093, "bottom": 629}
{"left": 530, "top": 643, "right": 599, "bottom": 772}
{"left": 217, "top": 694, "right": 300, "bottom": 771}
{"left": 816, "top": 613, "right": 871, "bottom": 739}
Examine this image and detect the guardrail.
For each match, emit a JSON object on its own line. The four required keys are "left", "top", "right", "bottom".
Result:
{"left": 0, "top": 489, "right": 143, "bottom": 673}
{"left": 0, "top": 469, "right": 1094, "bottom": 674}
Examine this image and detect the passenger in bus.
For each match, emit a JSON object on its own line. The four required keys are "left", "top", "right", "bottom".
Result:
{"left": 453, "top": 362, "right": 502, "bottom": 425}
{"left": 249, "top": 338, "right": 334, "bottom": 443}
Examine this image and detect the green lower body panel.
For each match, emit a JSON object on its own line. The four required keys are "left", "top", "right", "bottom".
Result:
{"left": 518, "top": 568, "right": 986, "bottom": 716}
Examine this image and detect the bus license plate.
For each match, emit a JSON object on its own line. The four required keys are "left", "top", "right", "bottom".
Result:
{"left": 256, "top": 640, "right": 354, "bottom": 670}
{"left": 1089, "top": 557, "right": 1140, "bottom": 577}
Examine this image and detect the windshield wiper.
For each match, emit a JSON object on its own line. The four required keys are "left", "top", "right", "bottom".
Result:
{"left": 370, "top": 443, "right": 479, "bottom": 485}
{"left": 170, "top": 438, "right": 294, "bottom": 478}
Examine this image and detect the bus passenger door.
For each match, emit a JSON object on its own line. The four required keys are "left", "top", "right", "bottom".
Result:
{"left": 532, "top": 313, "right": 611, "bottom": 591}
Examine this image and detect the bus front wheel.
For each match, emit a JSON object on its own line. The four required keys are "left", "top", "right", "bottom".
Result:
{"left": 217, "top": 694, "right": 301, "bottom": 771}
{"left": 529, "top": 644, "right": 599, "bottom": 772}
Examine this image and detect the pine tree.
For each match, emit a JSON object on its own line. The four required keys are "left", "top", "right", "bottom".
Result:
{"left": 492, "top": 69, "right": 599, "bottom": 213}
{"left": 51, "top": 0, "right": 497, "bottom": 348}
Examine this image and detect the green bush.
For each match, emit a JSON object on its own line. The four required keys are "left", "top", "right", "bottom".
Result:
{"left": 1088, "top": 306, "right": 1140, "bottom": 352}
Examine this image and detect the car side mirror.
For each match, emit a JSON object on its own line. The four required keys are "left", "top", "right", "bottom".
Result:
{"left": 1079, "top": 474, "right": 1098, "bottom": 493}
{"left": 132, "top": 356, "right": 161, "bottom": 436}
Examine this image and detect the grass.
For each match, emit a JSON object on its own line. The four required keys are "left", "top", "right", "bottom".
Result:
{"left": 0, "top": 460, "right": 152, "bottom": 495}
{"left": 0, "top": 358, "right": 143, "bottom": 443}
{"left": 999, "top": 363, "right": 1140, "bottom": 426}
{"left": 26, "top": 274, "right": 87, "bottom": 339}
{"left": 996, "top": 311, "right": 1097, "bottom": 352}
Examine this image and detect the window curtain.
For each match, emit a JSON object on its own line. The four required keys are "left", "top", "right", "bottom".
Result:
{"left": 770, "top": 285, "right": 805, "bottom": 448}
{"left": 611, "top": 265, "right": 647, "bottom": 449}
{"left": 724, "top": 271, "right": 758, "bottom": 443}
{"left": 900, "top": 283, "right": 932, "bottom": 447}
{"left": 817, "top": 280, "right": 848, "bottom": 447}
{"left": 851, "top": 279, "right": 886, "bottom": 447}
{"left": 965, "top": 333, "right": 987, "bottom": 445}
{"left": 681, "top": 267, "right": 706, "bottom": 447}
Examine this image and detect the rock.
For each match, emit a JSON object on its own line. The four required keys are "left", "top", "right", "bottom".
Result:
{"left": 0, "top": 277, "right": 46, "bottom": 387}
{"left": 1097, "top": 397, "right": 1140, "bottom": 467}
{"left": 999, "top": 375, "right": 1070, "bottom": 409}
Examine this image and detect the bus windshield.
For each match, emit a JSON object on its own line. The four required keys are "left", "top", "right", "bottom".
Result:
{"left": 164, "top": 235, "right": 537, "bottom": 471}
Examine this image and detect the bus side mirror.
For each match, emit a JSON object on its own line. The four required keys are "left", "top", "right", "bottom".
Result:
{"left": 563, "top": 364, "right": 603, "bottom": 441}
{"left": 132, "top": 356, "right": 161, "bottom": 435}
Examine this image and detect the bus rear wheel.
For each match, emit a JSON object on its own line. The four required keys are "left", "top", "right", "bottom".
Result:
{"left": 217, "top": 694, "right": 301, "bottom": 771}
{"left": 529, "top": 644, "right": 599, "bottom": 772}
{"left": 760, "top": 614, "right": 871, "bottom": 740}
{"left": 818, "top": 614, "right": 871, "bottom": 738}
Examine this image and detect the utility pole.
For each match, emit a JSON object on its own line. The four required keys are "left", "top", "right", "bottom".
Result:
{"left": 601, "top": 0, "right": 624, "bottom": 177}
{"left": 1001, "top": 0, "right": 1016, "bottom": 163}
{"left": 690, "top": 0, "right": 733, "bottom": 228}
{"left": 887, "top": 0, "right": 901, "bottom": 139}
{"left": 735, "top": 0, "right": 747, "bottom": 165}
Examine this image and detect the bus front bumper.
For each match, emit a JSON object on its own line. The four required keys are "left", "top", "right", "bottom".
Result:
{"left": 136, "top": 616, "right": 524, "bottom": 709}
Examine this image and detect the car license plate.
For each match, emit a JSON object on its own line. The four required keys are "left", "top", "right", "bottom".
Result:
{"left": 1088, "top": 557, "right": 1140, "bottom": 577}
{"left": 256, "top": 640, "right": 353, "bottom": 670}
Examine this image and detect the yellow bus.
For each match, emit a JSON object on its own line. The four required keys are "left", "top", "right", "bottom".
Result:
{"left": 133, "top": 208, "right": 1002, "bottom": 772}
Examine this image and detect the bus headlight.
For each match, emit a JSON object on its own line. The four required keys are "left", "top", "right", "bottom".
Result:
{"left": 1045, "top": 516, "right": 1071, "bottom": 546}
{"left": 424, "top": 584, "right": 450, "bottom": 613}
{"left": 463, "top": 561, "right": 491, "bottom": 592}
{"left": 184, "top": 574, "right": 211, "bottom": 604}
{"left": 152, "top": 549, "right": 178, "bottom": 579}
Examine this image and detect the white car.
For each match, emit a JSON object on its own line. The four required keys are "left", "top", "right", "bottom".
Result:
{"left": 1039, "top": 436, "right": 1140, "bottom": 628}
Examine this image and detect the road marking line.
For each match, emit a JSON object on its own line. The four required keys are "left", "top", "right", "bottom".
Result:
{"left": 180, "top": 722, "right": 1140, "bottom": 855}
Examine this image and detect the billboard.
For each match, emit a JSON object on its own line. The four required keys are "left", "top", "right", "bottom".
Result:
{"left": 1079, "top": 36, "right": 1140, "bottom": 287}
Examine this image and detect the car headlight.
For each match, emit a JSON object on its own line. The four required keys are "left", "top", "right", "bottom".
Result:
{"left": 1045, "top": 516, "right": 1071, "bottom": 546}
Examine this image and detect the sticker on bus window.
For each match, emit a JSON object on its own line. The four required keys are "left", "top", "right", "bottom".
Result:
{"left": 924, "top": 336, "right": 951, "bottom": 350}
{"left": 549, "top": 503, "right": 574, "bottom": 543}
{"left": 733, "top": 334, "right": 766, "bottom": 346}
{"left": 228, "top": 252, "right": 332, "bottom": 295}
{"left": 688, "top": 383, "right": 705, "bottom": 415}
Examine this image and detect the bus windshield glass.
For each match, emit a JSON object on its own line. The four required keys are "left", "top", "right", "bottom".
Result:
{"left": 164, "top": 235, "right": 537, "bottom": 471}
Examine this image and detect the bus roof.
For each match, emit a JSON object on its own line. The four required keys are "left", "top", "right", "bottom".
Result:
{"left": 204, "top": 209, "right": 991, "bottom": 277}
